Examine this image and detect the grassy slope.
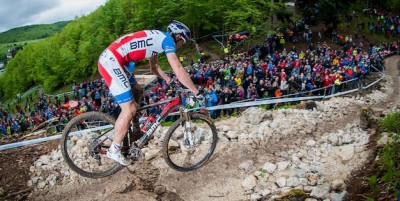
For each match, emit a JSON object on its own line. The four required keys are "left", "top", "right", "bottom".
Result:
{"left": 0, "top": 21, "right": 70, "bottom": 62}
{"left": 0, "top": 21, "right": 69, "bottom": 43}
{"left": 0, "top": 39, "right": 43, "bottom": 58}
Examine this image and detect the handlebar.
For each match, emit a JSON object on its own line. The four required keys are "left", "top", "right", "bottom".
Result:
{"left": 167, "top": 80, "right": 206, "bottom": 109}
{"left": 169, "top": 81, "right": 194, "bottom": 96}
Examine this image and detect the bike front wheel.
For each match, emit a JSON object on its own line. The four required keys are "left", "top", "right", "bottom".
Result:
{"left": 60, "top": 112, "right": 123, "bottom": 178}
{"left": 162, "top": 113, "right": 218, "bottom": 172}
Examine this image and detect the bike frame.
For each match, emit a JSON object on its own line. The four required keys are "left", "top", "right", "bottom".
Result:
{"left": 135, "top": 96, "right": 182, "bottom": 148}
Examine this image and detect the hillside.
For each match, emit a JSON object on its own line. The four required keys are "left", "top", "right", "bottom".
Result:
{"left": 0, "top": 21, "right": 70, "bottom": 43}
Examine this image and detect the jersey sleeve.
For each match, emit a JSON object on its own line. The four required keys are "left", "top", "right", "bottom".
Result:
{"left": 161, "top": 32, "right": 176, "bottom": 54}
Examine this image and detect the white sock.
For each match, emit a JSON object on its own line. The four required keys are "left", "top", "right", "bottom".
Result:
{"left": 109, "top": 142, "right": 121, "bottom": 153}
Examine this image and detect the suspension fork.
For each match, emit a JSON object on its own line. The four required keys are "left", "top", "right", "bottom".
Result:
{"left": 180, "top": 107, "right": 194, "bottom": 147}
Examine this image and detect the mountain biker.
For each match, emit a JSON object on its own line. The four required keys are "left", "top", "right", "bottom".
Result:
{"left": 98, "top": 20, "right": 205, "bottom": 165}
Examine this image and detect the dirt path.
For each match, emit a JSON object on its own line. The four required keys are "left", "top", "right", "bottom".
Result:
{"left": 344, "top": 55, "right": 400, "bottom": 200}
{"left": 383, "top": 55, "right": 400, "bottom": 105}
{"left": 197, "top": 41, "right": 223, "bottom": 61}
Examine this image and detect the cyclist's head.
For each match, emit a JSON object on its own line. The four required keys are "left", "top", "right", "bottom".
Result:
{"left": 167, "top": 20, "right": 191, "bottom": 44}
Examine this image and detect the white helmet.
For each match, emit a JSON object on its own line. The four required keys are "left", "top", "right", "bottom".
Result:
{"left": 167, "top": 20, "right": 191, "bottom": 43}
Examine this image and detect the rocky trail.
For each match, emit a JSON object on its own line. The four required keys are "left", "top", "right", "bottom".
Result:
{"left": 0, "top": 55, "right": 399, "bottom": 201}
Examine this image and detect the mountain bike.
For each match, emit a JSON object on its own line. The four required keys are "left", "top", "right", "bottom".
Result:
{"left": 60, "top": 86, "right": 218, "bottom": 178}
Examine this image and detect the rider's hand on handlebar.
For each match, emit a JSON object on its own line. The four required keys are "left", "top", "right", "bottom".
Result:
{"left": 194, "top": 93, "right": 205, "bottom": 107}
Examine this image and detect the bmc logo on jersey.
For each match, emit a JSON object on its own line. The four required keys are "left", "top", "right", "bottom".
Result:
{"left": 130, "top": 38, "right": 153, "bottom": 50}
{"left": 113, "top": 69, "right": 130, "bottom": 88}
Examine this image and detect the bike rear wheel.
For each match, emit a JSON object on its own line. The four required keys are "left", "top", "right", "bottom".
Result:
{"left": 162, "top": 113, "right": 218, "bottom": 172}
{"left": 60, "top": 112, "right": 123, "bottom": 178}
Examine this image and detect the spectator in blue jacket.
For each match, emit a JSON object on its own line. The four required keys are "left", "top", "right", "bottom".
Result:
{"left": 12, "top": 121, "right": 19, "bottom": 134}
{"left": 205, "top": 87, "right": 218, "bottom": 118}
{"left": 0, "top": 121, "right": 6, "bottom": 136}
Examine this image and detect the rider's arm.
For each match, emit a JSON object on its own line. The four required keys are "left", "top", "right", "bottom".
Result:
{"left": 166, "top": 53, "right": 199, "bottom": 95}
{"left": 149, "top": 56, "right": 170, "bottom": 82}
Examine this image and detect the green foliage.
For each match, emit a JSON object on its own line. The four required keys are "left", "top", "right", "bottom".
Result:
{"left": 0, "top": 40, "right": 43, "bottom": 63}
{"left": 369, "top": 112, "right": 400, "bottom": 199}
{"left": 0, "top": 0, "right": 285, "bottom": 101}
{"left": 367, "top": 175, "right": 378, "bottom": 192}
{"left": 317, "top": 0, "right": 341, "bottom": 29}
{"left": 231, "top": 110, "right": 239, "bottom": 117}
{"left": 258, "top": 168, "right": 267, "bottom": 177}
{"left": 376, "top": 133, "right": 400, "bottom": 198}
{"left": 0, "top": 21, "right": 69, "bottom": 43}
{"left": 379, "top": 112, "right": 400, "bottom": 134}
{"left": 371, "top": 0, "right": 400, "bottom": 14}
{"left": 258, "top": 104, "right": 269, "bottom": 110}
{"left": 161, "top": 121, "right": 174, "bottom": 127}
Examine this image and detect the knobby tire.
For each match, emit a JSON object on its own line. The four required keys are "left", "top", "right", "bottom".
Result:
{"left": 60, "top": 112, "right": 123, "bottom": 178}
{"left": 162, "top": 113, "right": 218, "bottom": 172}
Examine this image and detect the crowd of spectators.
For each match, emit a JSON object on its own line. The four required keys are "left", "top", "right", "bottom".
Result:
{"left": 140, "top": 37, "right": 398, "bottom": 119}
{"left": 0, "top": 79, "right": 121, "bottom": 136}
{"left": 364, "top": 8, "right": 400, "bottom": 38}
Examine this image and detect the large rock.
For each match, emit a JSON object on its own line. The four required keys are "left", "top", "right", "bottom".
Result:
{"left": 241, "top": 107, "right": 270, "bottom": 125}
{"left": 260, "top": 189, "right": 271, "bottom": 196}
{"left": 145, "top": 149, "right": 160, "bottom": 161}
{"left": 220, "top": 125, "right": 231, "bottom": 132}
{"left": 239, "top": 160, "right": 254, "bottom": 171}
{"left": 51, "top": 150, "right": 62, "bottom": 161}
{"left": 328, "top": 134, "right": 339, "bottom": 146}
{"left": 277, "top": 161, "right": 290, "bottom": 171}
{"left": 168, "top": 140, "right": 180, "bottom": 150}
{"left": 330, "top": 191, "right": 347, "bottom": 201}
{"left": 154, "top": 185, "right": 166, "bottom": 195}
{"left": 306, "top": 140, "right": 317, "bottom": 147}
{"left": 242, "top": 175, "right": 257, "bottom": 190}
{"left": 299, "top": 178, "right": 308, "bottom": 186}
{"left": 262, "top": 162, "right": 277, "bottom": 174}
{"left": 340, "top": 134, "right": 352, "bottom": 144}
{"left": 37, "top": 181, "right": 47, "bottom": 189}
{"left": 275, "top": 177, "right": 286, "bottom": 188}
{"left": 39, "top": 155, "right": 51, "bottom": 165}
{"left": 297, "top": 101, "right": 317, "bottom": 110}
{"left": 334, "top": 144, "right": 355, "bottom": 162}
{"left": 331, "top": 179, "right": 346, "bottom": 191}
{"left": 226, "top": 130, "right": 239, "bottom": 139}
{"left": 310, "top": 186, "right": 329, "bottom": 199}
{"left": 286, "top": 177, "right": 300, "bottom": 187}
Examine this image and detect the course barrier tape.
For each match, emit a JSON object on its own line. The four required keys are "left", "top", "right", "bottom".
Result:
{"left": 0, "top": 125, "right": 113, "bottom": 151}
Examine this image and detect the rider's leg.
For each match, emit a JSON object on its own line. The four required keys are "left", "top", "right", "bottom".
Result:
{"left": 107, "top": 100, "right": 137, "bottom": 166}
{"left": 113, "top": 100, "right": 137, "bottom": 145}
{"left": 98, "top": 50, "right": 138, "bottom": 165}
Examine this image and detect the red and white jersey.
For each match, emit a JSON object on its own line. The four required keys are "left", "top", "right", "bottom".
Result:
{"left": 106, "top": 30, "right": 176, "bottom": 67}
{"left": 97, "top": 30, "right": 176, "bottom": 104}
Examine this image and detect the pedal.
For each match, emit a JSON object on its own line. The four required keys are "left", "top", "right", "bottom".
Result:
{"left": 128, "top": 143, "right": 143, "bottom": 160}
